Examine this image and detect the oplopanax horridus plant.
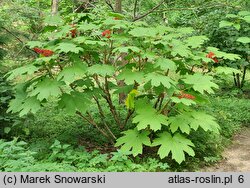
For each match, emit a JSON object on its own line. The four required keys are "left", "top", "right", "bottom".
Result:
{"left": 6, "top": 13, "right": 240, "bottom": 164}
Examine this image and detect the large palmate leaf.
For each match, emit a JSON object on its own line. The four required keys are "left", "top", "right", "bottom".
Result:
{"left": 169, "top": 113, "right": 193, "bottom": 134}
{"left": 185, "top": 36, "right": 209, "bottom": 48}
{"left": 72, "top": 36, "right": 88, "bottom": 44}
{"left": 189, "top": 111, "right": 220, "bottom": 133}
{"left": 7, "top": 95, "right": 24, "bottom": 114}
{"left": 53, "top": 25, "right": 72, "bottom": 38}
{"left": 145, "top": 72, "right": 173, "bottom": 88}
{"left": 182, "top": 73, "right": 219, "bottom": 94}
{"left": 78, "top": 22, "right": 99, "bottom": 31}
{"left": 154, "top": 58, "right": 177, "bottom": 72}
{"left": 88, "top": 64, "right": 115, "bottom": 77}
{"left": 115, "top": 129, "right": 151, "bottom": 156}
{"left": 58, "top": 63, "right": 87, "bottom": 83}
{"left": 7, "top": 84, "right": 27, "bottom": 114}
{"left": 102, "top": 17, "right": 128, "bottom": 28}
{"left": 133, "top": 99, "right": 168, "bottom": 131}
{"left": 152, "top": 132, "right": 195, "bottom": 164}
{"left": 8, "top": 95, "right": 41, "bottom": 117}
{"left": 29, "top": 78, "right": 63, "bottom": 101}
{"left": 117, "top": 69, "right": 144, "bottom": 85}
{"left": 6, "top": 65, "right": 39, "bottom": 80}
{"left": 177, "top": 27, "right": 195, "bottom": 35}
{"left": 18, "top": 97, "right": 41, "bottom": 117}
{"left": 169, "top": 111, "right": 220, "bottom": 134}
{"left": 129, "top": 27, "right": 158, "bottom": 37}
{"left": 55, "top": 43, "right": 83, "bottom": 53}
{"left": 171, "top": 40, "right": 192, "bottom": 57}
{"left": 113, "top": 85, "right": 134, "bottom": 95}
{"left": 58, "top": 92, "right": 92, "bottom": 115}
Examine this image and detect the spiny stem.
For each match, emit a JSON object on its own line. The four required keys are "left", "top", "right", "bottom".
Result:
{"left": 104, "top": 76, "right": 122, "bottom": 128}
{"left": 76, "top": 111, "right": 114, "bottom": 143}
{"left": 159, "top": 98, "right": 171, "bottom": 114}
{"left": 93, "top": 96, "right": 117, "bottom": 140}
{"left": 121, "top": 109, "right": 135, "bottom": 130}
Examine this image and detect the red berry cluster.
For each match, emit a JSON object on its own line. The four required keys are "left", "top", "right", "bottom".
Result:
{"left": 178, "top": 91, "right": 196, "bottom": 100}
{"left": 33, "top": 48, "right": 54, "bottom": 57}
{"left": 66, "top": 24, "right": 77, "bottom": 38}
{"left": 70, "top": 28, "right": 77, "bottom": 38}
{"left": 102, "top": 29, "right": 111, "bottom": 39}
{"left": 206, "top": 52, "right": 219, "bottom": 63}
{"left": 70, "top": 24, "right": 77, "bottom": 38}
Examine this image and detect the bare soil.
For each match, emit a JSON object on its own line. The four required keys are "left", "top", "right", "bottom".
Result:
{"left": 204, "top": 127, "right": 250, "bottom": 172}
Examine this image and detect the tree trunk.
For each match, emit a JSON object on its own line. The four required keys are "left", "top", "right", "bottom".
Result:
{"left": 233, "top": 72, "right": 237, "bottom": 87}
{"left": 241, "top": 66, "right": 247, "bottom": 88}
{"left": 115, "top": 0, "right": 122, "bottom": 13}
{"left": 114, "top": 0, "right": 125, "bottom": 104}
{"left": 51, "top": 0, "right": 59, "bottom": 16}
{"left": 236, "top": 73, "right": 241, "bottom": 88}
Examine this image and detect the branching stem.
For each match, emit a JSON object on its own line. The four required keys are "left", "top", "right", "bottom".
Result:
{"left": 93, "top": 96, "right": 117, "bottom": 140}
{"left": 133, "top": 0, "right": 165, "bottom": 21}
{"left": 76, "top": 111, "right": 114, "bottom": 144}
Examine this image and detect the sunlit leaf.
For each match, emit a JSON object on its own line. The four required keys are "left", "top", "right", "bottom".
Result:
{"left": 115, "top": 129, "right": 151, "bottom": 156}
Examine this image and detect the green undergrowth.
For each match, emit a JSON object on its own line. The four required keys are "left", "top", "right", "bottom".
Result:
{"left": 0, "top": 69, "right": 17, "bottom": 138}
{"left": 2, "top": 91, "right": 250, "bottom": 172}
{"left": 0, "top": 138, "right": 169, "bottom": 172}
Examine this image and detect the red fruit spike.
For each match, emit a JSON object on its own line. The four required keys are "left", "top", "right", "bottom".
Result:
{"left": 102, "top": 29, "right": 111, "bottom": 38}
{"left": 178, "top": 92, "right": 195, "bottom": 100}
{"left": 34, "top": 48, "right": 53, "bottom": 57}
{"left": 70, "top": 28, "right": 77, "bottom": 38}
{"left": 212, "top": 57, "right": 219, "bottom": 63}
{"left": 186, "top": 94, "right": 195, "bottom": 100}
{"left": 41, "top": 49, "right": 54, "bottom": 57}
{"left": 33, "top": 48, "right": 42, "bottom": 53}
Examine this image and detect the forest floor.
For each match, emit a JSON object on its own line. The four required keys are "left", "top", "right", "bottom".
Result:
{"left": 204, "top": 127, "right": 250, "bottom": 172}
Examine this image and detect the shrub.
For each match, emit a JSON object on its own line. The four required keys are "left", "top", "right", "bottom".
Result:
{"left": 6, "top": 13, "right": 241, "bottom": 164}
